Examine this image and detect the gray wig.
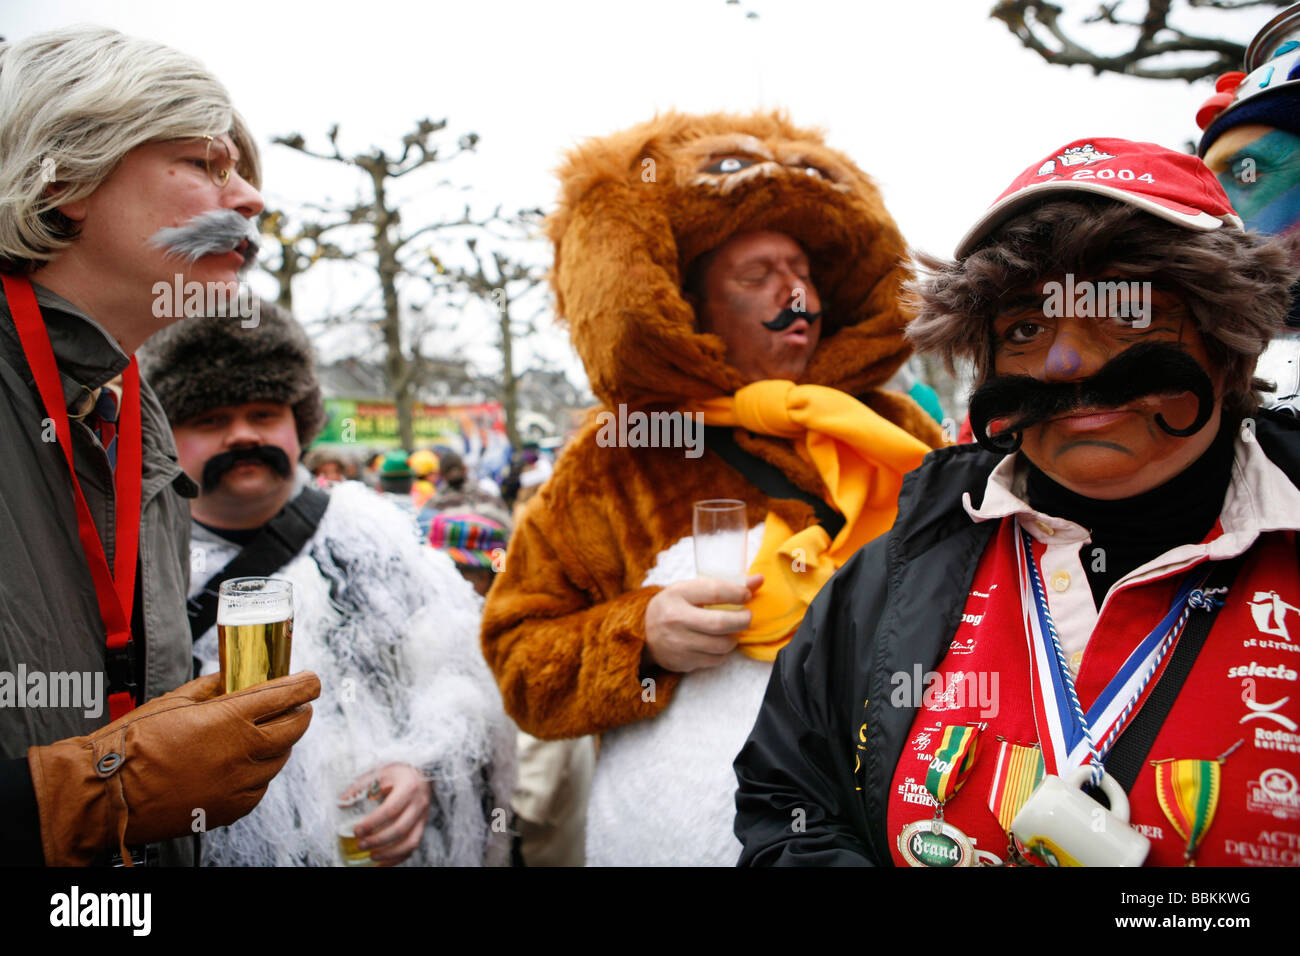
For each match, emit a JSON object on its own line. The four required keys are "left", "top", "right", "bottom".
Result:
{"left": 0, "top": 26, "right": 262, "bottom": 273}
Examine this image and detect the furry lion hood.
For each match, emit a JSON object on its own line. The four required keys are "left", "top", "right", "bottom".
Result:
{"left": 547, "top": 110, "right": 919, "bottom": 410}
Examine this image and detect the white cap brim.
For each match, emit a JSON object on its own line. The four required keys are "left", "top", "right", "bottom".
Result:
{"left": 953, "top": 179, "right": 1243, "bottom": 259}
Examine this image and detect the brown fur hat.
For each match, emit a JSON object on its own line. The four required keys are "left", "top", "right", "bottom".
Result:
{"left": 906, "top": 197, "right": 1299, "bottom": 414}
{"left": 139, "top": 299, "right": 327, "bottom": 446}
{"left": 547, "top": 110, "right": 923, "bottom": 416}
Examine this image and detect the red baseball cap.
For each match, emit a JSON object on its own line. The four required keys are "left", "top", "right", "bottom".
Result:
{"left": 954, "top": 137, "right": 1243, "bottom": 258}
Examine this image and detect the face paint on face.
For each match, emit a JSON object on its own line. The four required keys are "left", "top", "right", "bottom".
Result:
{"left": 1204, "top": 125, "right": 1300, "bottom": 236}
{"left": 1045, "top": 345, "right": 1083, "bottom": 379}
{"left": 987, "top": 285, "right": 1226, "bottom": 499}
{"left": 694, "top": 231, "right": 823, "bottom": 382}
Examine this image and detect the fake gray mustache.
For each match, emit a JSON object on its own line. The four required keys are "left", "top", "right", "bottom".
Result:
{"left": 149, "top": 209, "right": 260, "bottom": 272}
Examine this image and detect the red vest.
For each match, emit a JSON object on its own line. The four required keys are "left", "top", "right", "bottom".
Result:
{"left": 887, "top": 516, "right": 1300, "bottom": 866}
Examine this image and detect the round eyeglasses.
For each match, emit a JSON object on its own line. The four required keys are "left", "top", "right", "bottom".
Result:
{"left": 201, "top": 135, "right": 252, "bottom": 189}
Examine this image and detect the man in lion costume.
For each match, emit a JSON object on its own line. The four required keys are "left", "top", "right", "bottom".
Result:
{"left": 482, "top": 110, "right": 946, "bottom": 865}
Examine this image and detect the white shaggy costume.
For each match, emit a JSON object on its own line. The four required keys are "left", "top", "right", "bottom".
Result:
{"left": 190, "top": 474, "right": 516, "bottom": 866}
{"left": 585, "top": 527, "right": 766, "bottom": 867}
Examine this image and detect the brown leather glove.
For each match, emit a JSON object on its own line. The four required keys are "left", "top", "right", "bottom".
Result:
{"left": 27, "top": 670, "right": 320, "bottom": 866}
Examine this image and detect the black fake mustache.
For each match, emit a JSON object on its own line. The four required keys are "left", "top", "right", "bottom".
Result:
{"left": 201, "top": 445, "right": 292, "bottom": 493}
{"left": 967, "top": 342, "right": 1215, "bottom": 455}
{"left": 762, "top": 307, "right": 823, "bottom": 332}
{"left": 149, "top": 209, "right": 260, "bottom": 272}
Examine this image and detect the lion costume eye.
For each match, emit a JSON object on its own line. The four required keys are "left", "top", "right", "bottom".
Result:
{"left": 705, "top": 156, "right": 756, "bottom": 174}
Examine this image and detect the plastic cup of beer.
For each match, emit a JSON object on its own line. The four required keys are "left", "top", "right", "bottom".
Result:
{"left": 693, "top": 499, "right": 748, "bottom": 610}
{"left": 217, "top": 577, "right": 293, "bottom": 693}
{"left": 337, "top": 788, "right": 379, "bottom": 867}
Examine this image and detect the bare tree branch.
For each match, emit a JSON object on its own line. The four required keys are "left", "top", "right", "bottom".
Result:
{"left": 394, "top": 205, "right": 500, "bottom": 253}
{"left": 257, "top": 208, "right": 359, "bottom": 311}
{"left": 272, "top": 132, "right": 343, "bottom": 163}
{"left": 990, "top": 0, "right": 1281, "bottom": 82}
{"left": 268, "top": 119, "right": 493, "bottom": 447}
{"left": 426, "top": 224, "right": 550, "bottom": 446}
{"left": 1188, "top": 0, "right": 1286, "bottom": 9}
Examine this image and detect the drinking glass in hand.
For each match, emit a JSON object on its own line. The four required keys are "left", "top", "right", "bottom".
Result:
{"left": 217, "top": 577, "right": 293, "bottom": 693}
{"left": 337, "top": 783, "right": 380, "bottom": 868}
{"left": 693, "top": 499, "right": 748, "bottom": 611}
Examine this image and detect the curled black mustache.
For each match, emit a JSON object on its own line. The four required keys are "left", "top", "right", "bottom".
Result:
{"left": 149, "top": 209, "right": 260, "bottom": 272}
{"left": 201, "top": 445, "right": 292, "bottom": 492}
{"left": 762, "top": 307, "right": 822, "bottom": 332}
{"left": 967, "top": 342, "right": 1215, "bottom": 455}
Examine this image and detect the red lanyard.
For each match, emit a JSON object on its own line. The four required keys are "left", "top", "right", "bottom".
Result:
{"left": 3, "top": 275, "right": 142, "bottom": 720}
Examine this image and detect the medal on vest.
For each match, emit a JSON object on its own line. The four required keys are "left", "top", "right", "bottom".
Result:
{"left": 897, "top": 722, "right": 983, "bottom": 867}
{"left": 986, "top": 737, "right": 1044, "bottom": 865}
{"left": 1151, "top": 739, "right": 1242, "bottom": 866}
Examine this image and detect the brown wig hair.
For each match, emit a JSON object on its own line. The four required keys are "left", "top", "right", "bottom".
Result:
{"left": 906, "top": 197, "right": 1298, "bottom": 414}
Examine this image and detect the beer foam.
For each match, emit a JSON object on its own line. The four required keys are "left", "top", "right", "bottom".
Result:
{"left": 217, "top": 604, "right": 291, "bottom": 626}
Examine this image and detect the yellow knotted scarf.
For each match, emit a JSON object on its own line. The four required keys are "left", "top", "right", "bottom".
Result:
{"left": 686, "top": 380, "right": 932, "bottom": 660}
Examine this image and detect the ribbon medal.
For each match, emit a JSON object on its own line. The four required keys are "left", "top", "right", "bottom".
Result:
{"left": 988, "top": 739, "right": 1045, "bottom": 832}
{"left": 1152, "top": 740, "right": 1241, "bottom": 866}
{"left": 987, "top": 738, "right": 1045, "bottom": 864}
{"left": 898, "top": 723, "right": 984, "bottom": 867}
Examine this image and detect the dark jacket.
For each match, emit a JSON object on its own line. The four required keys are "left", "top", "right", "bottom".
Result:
{"left": 733, "top": 411, "right": 1300, "bottom": 866}
{"left": 0, "top": 283, "right": 198, "bottom": 864}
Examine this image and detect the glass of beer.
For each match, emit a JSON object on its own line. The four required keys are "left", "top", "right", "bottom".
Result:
{"left": 337, "top": 782, "right": 380, "bottom": 867}
{"left": 217, "top": 577, "right": 293, "bottom": 693}
{"left": 693, "top": 499, "right": 748, "bottom": 611}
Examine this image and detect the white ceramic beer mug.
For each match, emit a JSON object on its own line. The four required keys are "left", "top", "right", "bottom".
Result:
{"left": 1010, "top": 767, "right": 1150, "bottom": 867}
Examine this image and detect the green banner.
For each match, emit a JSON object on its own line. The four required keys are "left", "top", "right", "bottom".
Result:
{"left": 313, "top": 398, "right": 506, "bottom": 450}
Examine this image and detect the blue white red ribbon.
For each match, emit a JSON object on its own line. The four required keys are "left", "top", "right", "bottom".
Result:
{"left": 1015, "top": 526, "right": 1212, "bottom": 786}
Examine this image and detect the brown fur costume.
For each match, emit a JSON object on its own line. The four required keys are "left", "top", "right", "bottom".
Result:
{"left": 482, "top": 111, "right": 945, "bottom": 739}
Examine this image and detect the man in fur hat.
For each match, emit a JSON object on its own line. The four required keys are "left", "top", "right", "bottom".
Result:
{"left": 0, "top": 26, "right": 318, "bottom": 867}
{"left": 140, "top": 302, "right": 516, "bottom": 866}
{"left": 481, "top": 111, "right": 946, "bottom": 865}
{"left": 734, "top": 138, "right": 1300, "bottom": 867}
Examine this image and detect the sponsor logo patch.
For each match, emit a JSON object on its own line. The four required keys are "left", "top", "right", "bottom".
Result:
{"left": 1249, "top": 590, "right": 1298, "bottom": 641}
{"left": 1240, "top": 694, "right": 1299, "bottom": 731}
{"left": 1245, "top": 768, "right": 1300, "bottom": 821}
{"left": 896, "top": 776, "right": 939, "bottom": 808}
{"left": 1253, "top": 726, "right": 1300, "bottom": 753}
{"left": 1228, "top": 661, "right": 1298, "bottom": 681}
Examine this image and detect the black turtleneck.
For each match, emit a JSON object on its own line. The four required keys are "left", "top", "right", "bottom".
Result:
{"left": 1025, "top": 417, "right": 1239, "bottom": 608}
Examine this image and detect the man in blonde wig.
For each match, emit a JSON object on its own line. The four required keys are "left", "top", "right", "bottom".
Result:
{"left": 0, "top": 27, "right": 318, "bottom": 867}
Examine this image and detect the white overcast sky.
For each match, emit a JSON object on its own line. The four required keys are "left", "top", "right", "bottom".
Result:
{"left": 7, "top": 0, "right": 1268, "bottom": 392}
